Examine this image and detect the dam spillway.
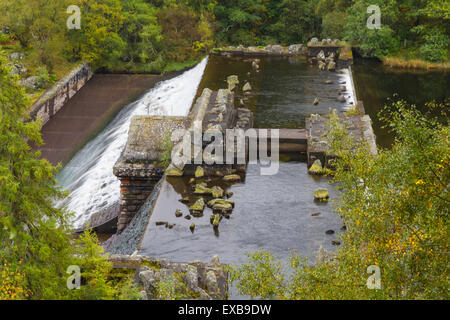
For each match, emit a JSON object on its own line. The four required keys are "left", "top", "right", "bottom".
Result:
{"left": 55, "top": 58, "right": 209, "bottom": 227}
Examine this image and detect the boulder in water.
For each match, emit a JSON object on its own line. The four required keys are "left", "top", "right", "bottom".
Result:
{"left": 207, "top": 198, "right": 235, "bottom": 209}
{"left": 227, "top": 75, "right": 239, "bottom": 91}
{"left": 313, "top": 98, "right": 319, "bottom": 105}
{"left": 212, "top": 214, "right": 220, "bottom": 228}
{"left": 189, "top": 198, "right": 205, "bottom": 217}
{"left": 175, "top": 209, "right": 183, "bottom": 218}
{"left": 223, "top": 174, "right": 241, "bottom": 182}
{"left": 288, "top": 44, "right": 303, "bottom": 53}
{"left": 213, "top": 202, "right": 233, "bottom": 214}
{"left": 318, "top": 60, "right": 326, "bottom": 70}
{"left": 314, "top": 188, "right": 330, "bottom": 201}
{"left": 166, "top": 164, "right": 183, "bottom": 177}
{"left": 243, "top": 82, "right": 252, "bottom": 92}
{"left": 317, "top": 50, "right": 326, "bottom": 60}
{"left": 338, "top": 94, "right": 346, "bottom": 103}
{"left": 195, "top": 166, "right": 204, "bottom": 178}
{"left": 308, "top": 159, "right": 324, "bottom": 175}
{"left": 327, "top": 61, "right": 336, "bottom": 71}
{"left": 211, "top": 186, "right": 224, "bottom": 198}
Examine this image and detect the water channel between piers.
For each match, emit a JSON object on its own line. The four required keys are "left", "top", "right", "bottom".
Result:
{"left": 106, "top": 53, "right": 360, "bottom": 264}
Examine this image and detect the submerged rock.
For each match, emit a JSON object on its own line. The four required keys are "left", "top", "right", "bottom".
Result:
{"left": 223, "top": 174, "right": 241, "bottom": 182}
{"left": 193, "top": 183, "right": 211, "bottom": 195}
{"left": 318, "top": 60, "right": 326, "bottom": 70}
{"left": 212, "top": 202, "right": 233, "bottom": 214}
{"left": 179, "top": 197, "right": 190, "bottom": 204}
{"left": 193, "top": 184, "right": 224, "bottom": 198}
{"left": 195, "top": 166, "right": 204, "bottom": 178}
{"left": 166, "top": 164, "right": 183, "bottom": 177}
{"left": 227, "top": 75, "right": 239, "bottom": 91}
{"left": 327, "top": 61, "right": 336, "bottom": 71}
{"left": 175, "top": 209, "right": 183, "bottom": 218}
{"left": 212, "top": 214, "right": 220, "bottom": 228}
{"left": 308, "top": 159, "right": 324, "bottom": 175}
{"left": 325, "top": 229, "right": 335, "bottom": 235}
{"left": 211, "top": 186, "right": 224, "bottom": 198}
{"left": 207, "top": 198, "right": 235, "bottom": 209}
{"left": 314, "top": 188, "right": 330, "bottom": 201}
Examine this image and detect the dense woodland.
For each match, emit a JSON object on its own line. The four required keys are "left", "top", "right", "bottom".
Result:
{"left": 0, "top": 0, "right": 448, "bottom": 83}
{"left": 0, "top": 0, "right": 448, "bottom": 300}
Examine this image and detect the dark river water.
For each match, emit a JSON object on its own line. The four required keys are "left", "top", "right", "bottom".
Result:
{"left": 352, "top": 58, "right": 449, "bottom": 148}
{"left": 139, "top": 163, "right": 342, "bottom": 264}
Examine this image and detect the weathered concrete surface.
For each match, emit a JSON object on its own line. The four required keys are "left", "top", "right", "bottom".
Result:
{"left": 29, "top": 63, "right": 93, "bottom": 126}
{"left": 37, "top": 74, "right": 162, "bottom": 165}
{"left": 306, "top": 108, "right": 377, "bottom": 168}
{"left": 113, "top": 116, "right": 191, "bottom": 233}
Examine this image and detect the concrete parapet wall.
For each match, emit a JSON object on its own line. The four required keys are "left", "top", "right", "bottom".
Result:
{"left": 29, "top": 63, "right": 93, "bottom": 125}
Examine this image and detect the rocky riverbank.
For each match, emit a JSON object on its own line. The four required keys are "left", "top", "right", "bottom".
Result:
{"left": 109, "top": 253, "right": 228, "bottom": 300}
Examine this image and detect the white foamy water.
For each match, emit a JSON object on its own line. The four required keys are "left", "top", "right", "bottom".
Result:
{"left": 339, "top": 67, "right": 357, "bottom": 108}
{"left": 56, "top": 58, "right": 208, "bottom": 227}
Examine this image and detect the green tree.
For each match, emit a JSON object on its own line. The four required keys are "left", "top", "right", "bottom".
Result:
{"left": 344, "top": 0, "right": 400, "bottom": 58}
{"left": 268, "top": 0, "right": 321, "bottom": 44}
{"left": 120, "top": 0, "right": 163, "bottom": 64}
{"left": 0, "top": 53, "right": 138, "bottom": 299}
{"left": 66, "top": 0, "right": 126, "bottom": 69}
{"left": 231, "top": 102, "right": 449, "bottom": 299}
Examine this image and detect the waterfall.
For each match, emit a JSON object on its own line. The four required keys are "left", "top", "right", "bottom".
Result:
{"left": 56, "top": 58, "right": 209, "bottom": 227}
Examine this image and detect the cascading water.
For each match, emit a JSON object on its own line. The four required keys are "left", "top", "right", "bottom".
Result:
{"left": 56, "top": 58, "right": 209, "bottom": 227}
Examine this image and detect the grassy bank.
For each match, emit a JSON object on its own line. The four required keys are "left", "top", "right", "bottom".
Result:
{"left": 383, "top": 56, "right": 450, "bottom": 71}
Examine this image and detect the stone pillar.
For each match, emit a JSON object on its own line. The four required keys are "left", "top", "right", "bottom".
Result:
{"left": 115, "top": 168, "right": 163, "bottom": 233}
{"left": 113, "top": 115, "right": 191, "bottom": 233}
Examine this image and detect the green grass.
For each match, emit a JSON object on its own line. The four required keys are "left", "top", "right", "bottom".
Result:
{"left": 162, "top": 58, "right": 203, "bottom": 73}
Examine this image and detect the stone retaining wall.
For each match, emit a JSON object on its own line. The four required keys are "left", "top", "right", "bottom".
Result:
{"left": 29, "top": 63, "right": 93, "bottom": 125}
{"left": 109, "top": 254, "right": 228, "bottom": 300}
{"left": 212, "top": 44, "right": 304, "bottom": 57}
